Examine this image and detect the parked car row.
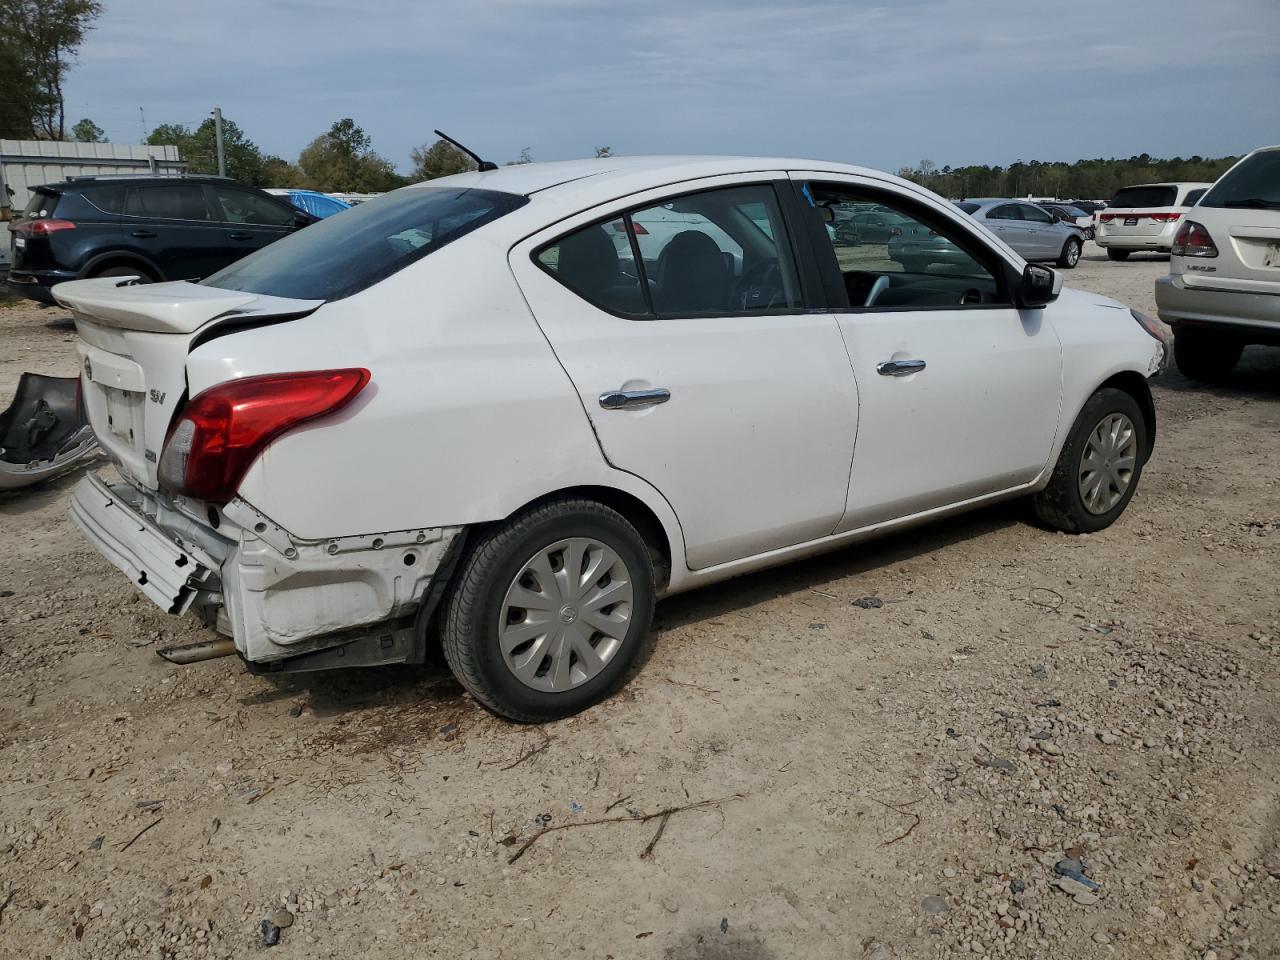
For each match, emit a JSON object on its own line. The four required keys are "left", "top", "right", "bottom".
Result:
{"left": 54, "top": 155, "right": 1167, "bottom": 720}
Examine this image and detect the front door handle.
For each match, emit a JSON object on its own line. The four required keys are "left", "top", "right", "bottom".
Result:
{"left": 130, "top": 229, "right": 156, "bottom": 238}
{"left": 228, "top": 231, "right": 252, "bottom": 241}
{"left": 876, "top": 359, "right": 926, "bottom": 377}
{"left": 599, "top": 388, "right": 671, "bottom": 410}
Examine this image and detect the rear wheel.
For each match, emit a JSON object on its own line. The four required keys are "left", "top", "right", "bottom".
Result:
{"left": 91, "top": 264, "right": 158, "bottom": 282}
{"left": 441, "top": 498, "right": 657, "bottom": 722}
{"left": 1058, "top": 237, "right": 1082, "bottom": 269}
{"left": 1033, "top": 388, "right": 1147, "bottom": 534}
{"left": 1106, "top": 248, "right": 1130, "bottom": 262}
{"left": 1173, "top": 327, "right": 1243, "bottom": 384}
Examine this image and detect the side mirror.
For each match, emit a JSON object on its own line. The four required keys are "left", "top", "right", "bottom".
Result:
{"left": 1018, "top": 263, "right": 1060, "bottom": 308}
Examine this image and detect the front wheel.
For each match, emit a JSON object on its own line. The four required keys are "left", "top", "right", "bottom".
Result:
{"left": 91, "top": 264, "right": 158, "bottom": 282}
{"left": 1058, "top": 237, "right": 1082, "bottom": 269}
{"left": 1033, "top": 388, "right": 1148, "bottom": 534}
{"left": 441, "top": 498, "right": 657, "bottom": 722}
{"left": 1106, "top": 248, "right": 1130, "bottom": 262}
{"left": 1173, "top": 327, "right": 1243, "bottom": 384}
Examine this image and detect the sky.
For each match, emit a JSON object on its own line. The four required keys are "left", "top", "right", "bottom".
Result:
{"left": 62, "top": 0, "right": 1280, "bottom": 174}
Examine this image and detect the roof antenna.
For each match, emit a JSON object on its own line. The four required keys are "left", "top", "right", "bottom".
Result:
{"left": 434, "top": 129, "right": 498, "bottom": 172}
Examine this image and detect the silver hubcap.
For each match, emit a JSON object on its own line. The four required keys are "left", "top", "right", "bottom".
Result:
{"left": 1078, "top": 412, "right": 1137, "bottom": 515}
{"left": 1067, "top": 241, "right": 1080, "bottom": 265}
{"left": 499, "top": 537, "right": 633, "bottom": 692}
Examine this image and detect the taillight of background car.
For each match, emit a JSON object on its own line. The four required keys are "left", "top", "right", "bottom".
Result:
{"left": 1171, "top": 221, "right": 1218, "bottom": 258}
{"left": 158, "top": 369, "right": 370, "bottom": 503}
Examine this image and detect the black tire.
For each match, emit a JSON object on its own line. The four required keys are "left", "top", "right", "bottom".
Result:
{"left": 1058, "top": 237, "right": 1082, "bottom": 269}
{"left": 440, "top": 498, "right": 657, "bottom": 722}
{"left": 1173, "top": 327, "right": 1243, "bottom": 384}
{"left": 91, "top": 264, "right": 158, "bottom": 282}
{"left": 1106, "top": 248, "right": 1130, "bottom": 262}
{"left": 1032, "top": 387, "right": 1148, "bottom": 534}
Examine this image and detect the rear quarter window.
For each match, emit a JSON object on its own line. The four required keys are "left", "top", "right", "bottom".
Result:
{"left": 82, "top": 186, "right": 126, "bottom": 215}
{"left": 201, "top": 186, "right": 528, "bottom": 301}
{"left": 22, "top": 190, "right": 59, "bottom": 219}
{"left": 1109, "top": 186, "right": 1177, "bottom": 208}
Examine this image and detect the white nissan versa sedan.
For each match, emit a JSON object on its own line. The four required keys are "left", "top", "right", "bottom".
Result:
{"left": 56, "top": 157, "right": 1168, "bottom": 721}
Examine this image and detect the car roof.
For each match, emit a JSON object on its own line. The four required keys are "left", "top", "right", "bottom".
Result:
{"left": 45, "top": 175, "right": 241, "bottom": 191}
{"left": 1114, "top": 182, "right": 1212, "bottom": 190}
{"left": 408, "top": 155, "right": 915, "bottom": 201}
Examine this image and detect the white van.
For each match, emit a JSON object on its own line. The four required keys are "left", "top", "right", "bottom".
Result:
{"left": 1096, "top": 182, "right": 1212, "bottom": 260}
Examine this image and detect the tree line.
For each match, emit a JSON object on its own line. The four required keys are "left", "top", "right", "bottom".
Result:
{"left": 896, "top": 155, "right": 1242, "bottom": 203}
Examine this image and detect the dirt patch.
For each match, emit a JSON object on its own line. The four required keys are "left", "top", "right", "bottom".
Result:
{"left": 2, "top": 247, "right": 1279, "bottom": 959}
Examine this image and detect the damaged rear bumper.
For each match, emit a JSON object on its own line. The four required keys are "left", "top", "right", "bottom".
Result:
{"left": 68, "top": 473, "right": 462, "bottom": 665}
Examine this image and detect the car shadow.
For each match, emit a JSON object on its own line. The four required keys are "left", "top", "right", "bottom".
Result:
{"left": 260, "top": 499, "right": 1028, "bottom": 725}
{"left": 1155, "top": 345, "right": 1280, "bottom": 400}
{"left": 654, "top": 499, "right": 1025, "bottom": 633}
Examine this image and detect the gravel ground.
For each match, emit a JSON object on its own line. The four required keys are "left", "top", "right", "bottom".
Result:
{"left": 1, "top": 245, "right": 1278, "bottom": 960}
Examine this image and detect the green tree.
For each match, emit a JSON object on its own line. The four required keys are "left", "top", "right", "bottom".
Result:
{"left": 0, "top": 0, "right": 102, "bottom": 139}
{"left": 298, "top": 118, "right": 403, "bottom": 192}
{"left": 409, "top": 138, "right": 477, "bottom": 181}
{"left": 147, "top": 116, "right": 269, "bottom": 185}
{"left": 71, "top": 117, "right": 106, "bottom": 142}
{"left": 260, "top": 155, "right": 304, "bottom": 188}
{"left": 594, "top": 146, "right": 614, "bottom": 158}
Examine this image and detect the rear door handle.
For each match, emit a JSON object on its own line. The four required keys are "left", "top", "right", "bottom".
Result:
{"left": 228, "top": 231, "right": 252, "bottom": 241}
{"left": 130, "top": 229, "right": 156, "bottom": 238}
{"left": 876, "top": 359, "right": 926, "bottom": 377}
{"left": 599, "top": 388, "right": 671, "bottom": 410}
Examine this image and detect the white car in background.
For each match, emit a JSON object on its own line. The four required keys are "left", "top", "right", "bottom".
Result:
{"left": 1095, "top": 181, "right": 1212, "bottom": 260}
{"left": 1155, "top": 145, "right": 1280, "bottom": 382}
{"left": 55, "top": 156, "right": 1167, "bottom": 721}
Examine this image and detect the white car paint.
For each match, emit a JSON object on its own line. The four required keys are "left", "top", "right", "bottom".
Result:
{"left": 53, "top": 155, "right": 1164, "bottom": 668}
{"left": 1095, "top": 181, "right": 1212, "bottom": 254}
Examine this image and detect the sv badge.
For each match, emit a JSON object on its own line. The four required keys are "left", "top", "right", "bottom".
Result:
{"left": 149, "top": 389, "right": 166, "bottom": 403}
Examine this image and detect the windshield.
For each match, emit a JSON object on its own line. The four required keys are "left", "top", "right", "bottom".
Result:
{"left": 1109, "top": 186, "right": 1177, "bottom": 209}
{"left": 202, "top": 186, "right": 528, "bottom": 301}
{"left": 1200, "top": 151, "right": 1280, "bottom": 210}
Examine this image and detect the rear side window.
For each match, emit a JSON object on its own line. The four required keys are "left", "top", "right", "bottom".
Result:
{"left": 22, "top": 190, "right": 58, "bottom": 219}
{"left": 535, "top": 183, "right": 804, "bottom": 318}
{"left": 202, "top": 187, "right": 528, "bottom": 301}
{"left": 987, "top": 204, "right": 1022, "bottom": 220}
{"left": 1200, "top": 152, "right": 1280, "bottom": 210}
{"left": 126, "top": 185, "right": 212, "bottom": 221}
{"left": 1110, "top": 185, "right": 1177, "bottom": 209}
{"left": 1181, "top": 188, "right": 1206, "bottom": 207}
{"left": 953, "top": 201, "right": 980, "bottom": 214}
{"left": 83, "top": 186, "right": 125, "bottom": 215}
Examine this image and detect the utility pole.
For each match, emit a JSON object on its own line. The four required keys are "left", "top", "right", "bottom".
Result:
{"left": 212, "top": 106, "right": 226, "bottom": 177}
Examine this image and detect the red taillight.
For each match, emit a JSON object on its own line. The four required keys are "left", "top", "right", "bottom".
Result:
{"left": 158, "top": 369, "right": 369, "bottom": 503}
{"left": 1098, "top": 213, "right": 1115, "bottom": 222}
{"left": 1171, "top": 220, "right": 1217, "bottom": 258}
{"left": 631, "top": 222, "right": 649, "bottom": 235}
{"left": 609, "top": 219, "right": 648, "bottom": 235}
{"left": 1149, "top": 212, "right": 1183, "bottom": 222}
{"left": 13, "top": 218, "right": 76, "bottom": 236}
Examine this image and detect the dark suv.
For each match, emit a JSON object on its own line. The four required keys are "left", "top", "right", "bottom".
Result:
{"left": 7, "top": 175, "right": 315, "bottom": 303}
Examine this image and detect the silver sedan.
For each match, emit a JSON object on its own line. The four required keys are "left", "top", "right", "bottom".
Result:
{"left": 889, "top": 199, "right": 1085, "bottom": 271}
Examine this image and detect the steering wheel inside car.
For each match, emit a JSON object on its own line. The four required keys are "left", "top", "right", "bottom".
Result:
{"left": 737, "top": 259, "right": 786, "bottom": 311}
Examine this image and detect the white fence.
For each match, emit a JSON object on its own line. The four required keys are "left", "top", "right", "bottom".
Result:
{"left": 1, "top": 140, "right": 184, "bottom": 214}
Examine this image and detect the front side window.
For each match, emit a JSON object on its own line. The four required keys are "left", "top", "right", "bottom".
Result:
{"left": 1200, "top": 151, "right": 1280, "bottom": 209}
{"left": 125, "top": 185, "right": 211, "bottom": 221}
{"left": 806, "top": 183, "right": 1006, "bottom": 308}
{"left": 536, "top": 183, "right": 803, "bottom": 318}
{"left": 211, "top": 186, "right": 297, "bottom": 226}
{"left": 203, "top": 186, "right": 528, "bottom": 301}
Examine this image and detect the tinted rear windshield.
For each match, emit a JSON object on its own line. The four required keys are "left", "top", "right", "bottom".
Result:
{"left": 22, "top": 190, "right": 59, "bottom": 219}
{"left": 1200, "top": 151, "right": 1280, "bottom": 210}
{"left": 1109, "top": 186, "right": 1177, "bottom": 209}
{"left": 202, "top": 186, "right": 528, "bottom": 301}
